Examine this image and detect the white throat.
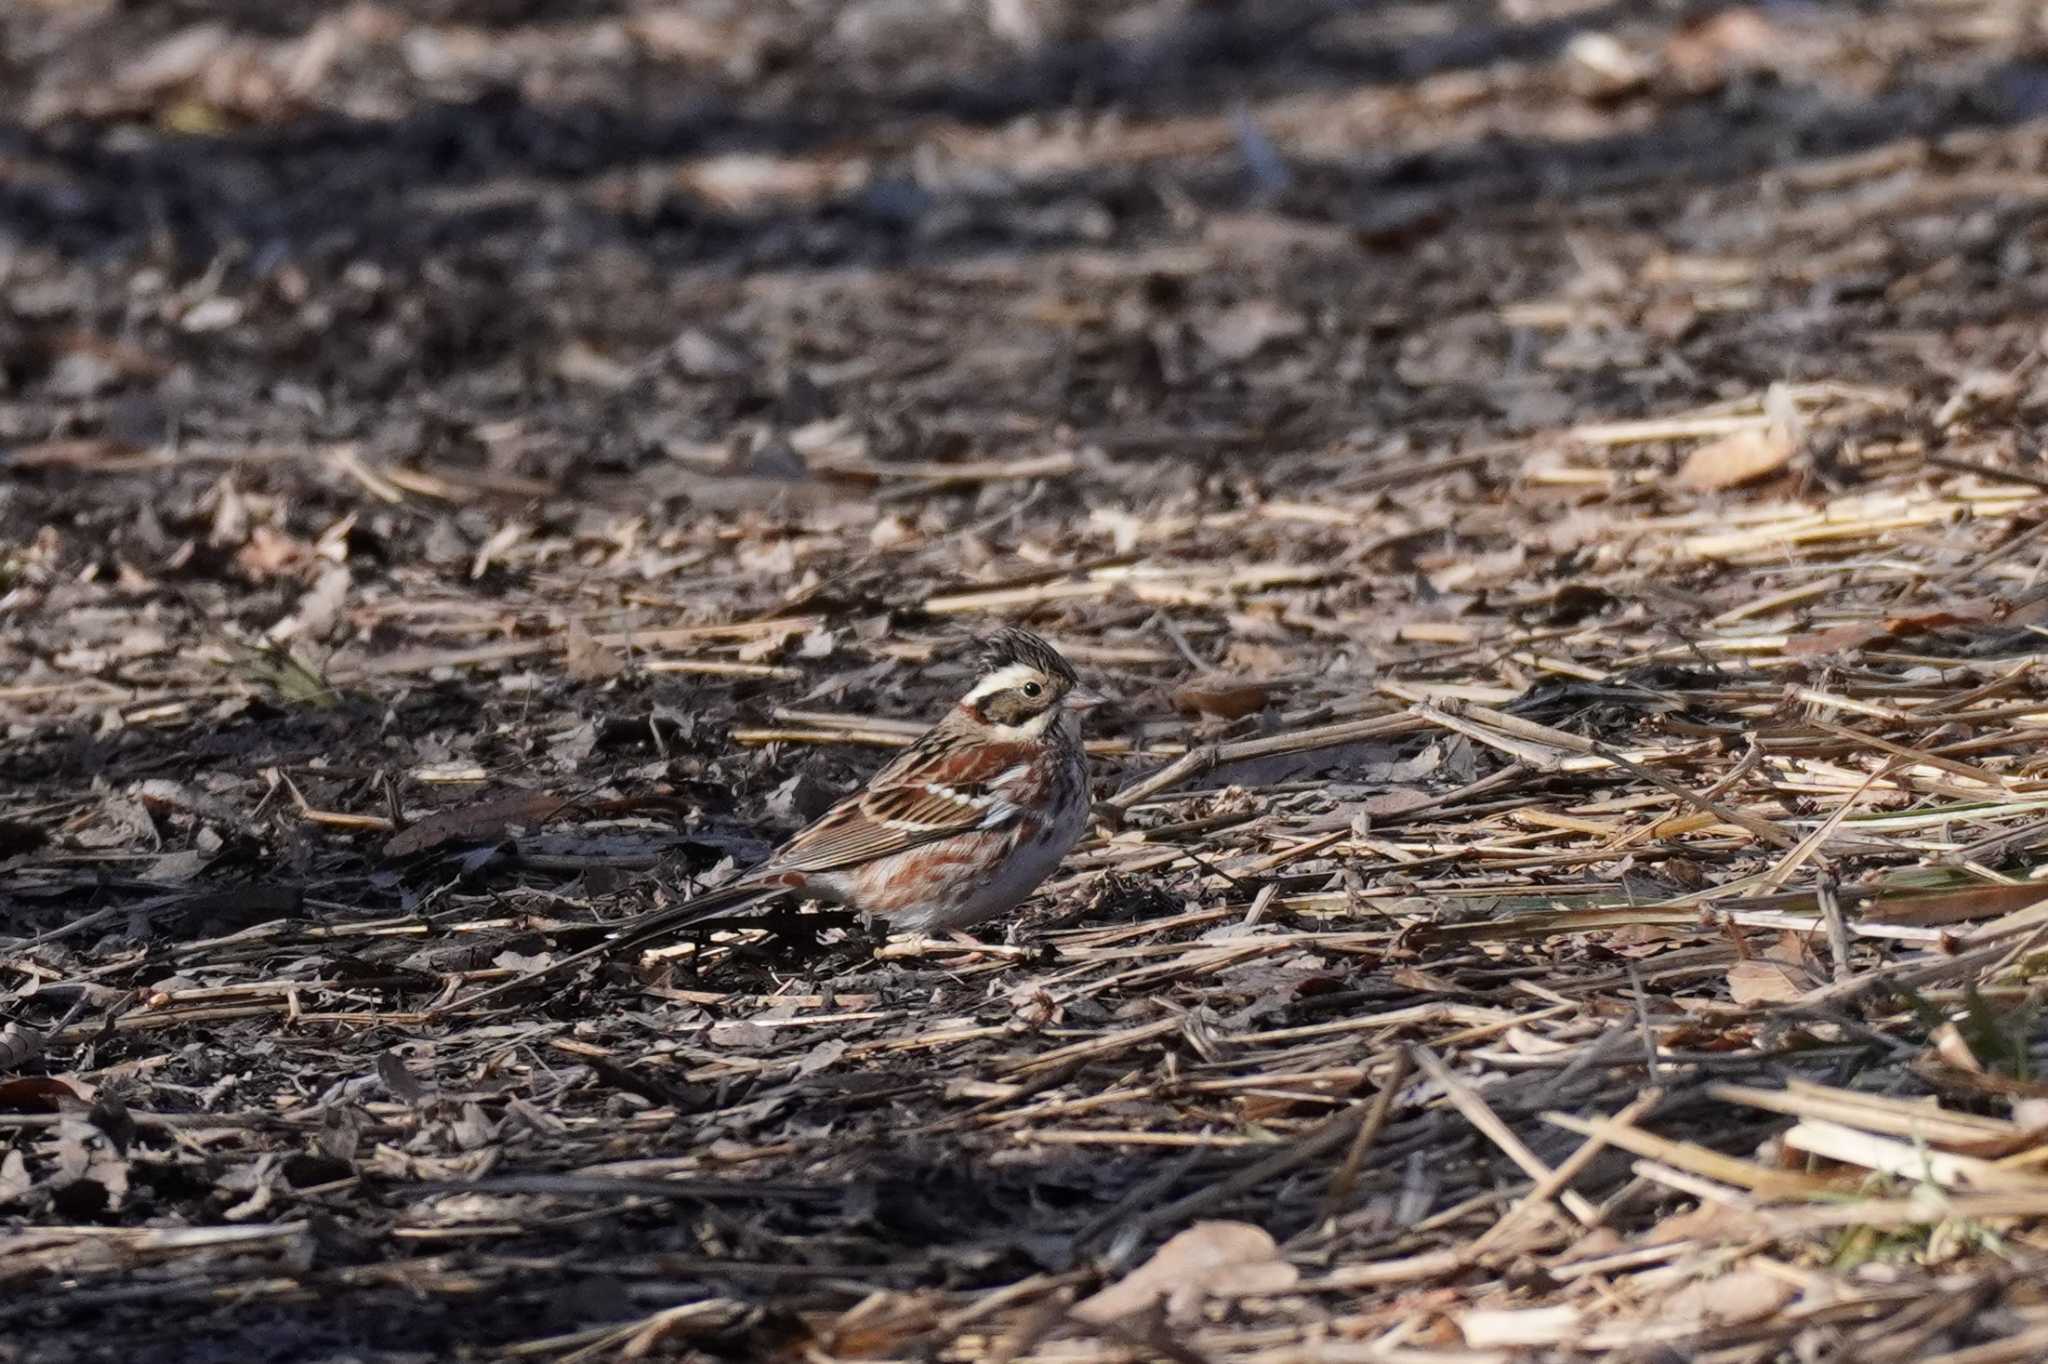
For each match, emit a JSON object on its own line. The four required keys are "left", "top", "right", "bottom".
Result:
{"left": 989, "top": 706, "right": 1060, "bottom": 741}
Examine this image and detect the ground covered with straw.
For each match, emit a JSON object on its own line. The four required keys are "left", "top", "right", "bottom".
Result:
{"left": 7, "top": 1, "right": 2048, "bottom": 1360}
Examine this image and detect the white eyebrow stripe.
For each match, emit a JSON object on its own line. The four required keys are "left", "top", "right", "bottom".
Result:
{"left": 963, "top": 663, "right": 1046, "bottom": 703}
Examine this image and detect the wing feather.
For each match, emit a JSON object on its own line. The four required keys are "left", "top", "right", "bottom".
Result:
{"left": 755, "top": 726, "right": 1037, "bottom": 875}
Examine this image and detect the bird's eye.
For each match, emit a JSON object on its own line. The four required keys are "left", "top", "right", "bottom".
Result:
{"left": 1021, "top": 681, "right": 1043, "bottom": 698}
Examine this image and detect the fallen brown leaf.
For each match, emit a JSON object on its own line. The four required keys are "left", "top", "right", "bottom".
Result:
{"left": 565, "top": 619, "right": 625, "bottom": 681}
{"left": 384, "top": 790, "right": 573, "bottom": 858}
{"left": 1172, "top": 678, "right": 1279, "bottom": 720}
{"left": 0, "top": 1077, "right": 89, "bottom": 1113}
{"left": 1659, "top": 1266, "right": 1796, "bottom": 1325}
{"left": 1072, "top": 1221, "right": 1298, "bottom": 1324}
{"left": 1784, "top": 602, "right": 1999, "bottom": 657}
{"left": 1726, "top": 959, "right": 1807, "bottom": 1005}
{"left": 1676, "top": 425, "right": 1796, "bottom": 490}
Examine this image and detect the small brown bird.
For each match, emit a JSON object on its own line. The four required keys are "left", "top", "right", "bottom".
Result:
{"left": 456, "top": 627, "right": 1099, "bottom": 1007}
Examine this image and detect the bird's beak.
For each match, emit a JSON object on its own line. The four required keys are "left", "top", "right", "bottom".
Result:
{"left": 1064, "top": 688, "right": 1107, "bottom": 714}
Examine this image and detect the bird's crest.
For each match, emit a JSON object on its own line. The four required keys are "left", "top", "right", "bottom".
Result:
{"left": 976, "top": 626, "right": 1077, "bottom": 685}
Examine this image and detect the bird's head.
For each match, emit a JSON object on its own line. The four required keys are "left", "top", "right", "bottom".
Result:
{"left": 960, "top": 626, "right": 1103, "bottom": 738}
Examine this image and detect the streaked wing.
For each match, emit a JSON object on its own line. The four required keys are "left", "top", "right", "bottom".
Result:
{"left": 763, "top": 777, "right": 1005, "bottom": 875}
{"left": 863, "top": 780, "right": 1008, "bottom": 828}
{"left": 761, "top": 774, "right": 999, "bottom": 872}
{"left": 867, "top": 725, "right": 1038, "bottom": 789}
{"left": 751, "top": 719, "right": 1043, "bottom": 876}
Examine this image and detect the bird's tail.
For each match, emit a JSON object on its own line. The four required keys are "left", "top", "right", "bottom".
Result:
{"left": 595, "top": 882, "right": 781, "bottom": 959}
{"left": 434, "top": 881, "right": 784, "bottom": 1014}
